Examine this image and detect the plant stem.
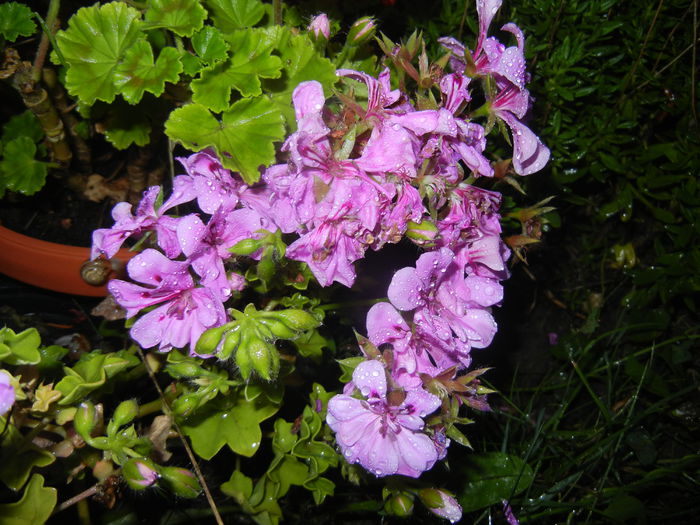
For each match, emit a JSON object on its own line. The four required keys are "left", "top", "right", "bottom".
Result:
{"left": 33, "top": 0, "right": 61, "bottom": 83}
{"left": 136, "top": 346, "right": 225, "bottom": 525}
{"left": 53, "top": 484, "right": 98, "bottom": 515}
{"left": 318, "top": 297, "right": 386, "bottom": 311}
{"left": 272, "top": 0, "right": 282, "bottom": 25}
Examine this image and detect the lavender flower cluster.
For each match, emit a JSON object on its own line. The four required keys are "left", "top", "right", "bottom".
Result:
{"left": 90, "top": 0, "right": 547, "bottom": 501}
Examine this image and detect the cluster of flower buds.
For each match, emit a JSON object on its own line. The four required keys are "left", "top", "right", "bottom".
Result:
{"left": 91, "top": 1, "right": 546, "bottom": 519}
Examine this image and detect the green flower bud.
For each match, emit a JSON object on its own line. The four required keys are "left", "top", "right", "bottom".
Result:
{"left": 256, "top": 256, "right": 276, "bottom": 284}
{"left": 171, "top": 394, "right": 200, "bottom": 417}
{"left": 236, "top": 334, "right": 279, "bottom": 381}
{"left": 257, "top": 318, "right": 296, "bottom": 340}
{"left": 272, "top": 309, "right": 320, "bottom": 331}
{"left": 405, "top": 219, "right": 439, "bottom": 246}
{"left": 229, "top": 238, "right": 261, "bottom": 256}
{"left": 160, "top": 467, "right": 201, "bottom": 498}
{"left": 218, "top": 327, "right": 242, "bottom": 360}
{"left": 418, "top": 488, "right": 462, "bottom": 523}
{"left": 122, "top": 458, "right": 159, "bottom": 490}
{"left": 112, "top": 400, "right": 138, "bottom": 427}
{"left": 74, "top": 401, "right": 97, "bottom": 440}
{"left": 166, "top": 361, "right": 202, "bottom": 379}
{"left": 385, "top": 492, "right": 415, "bottom": 517}
{"left": 195, "top": 324, "right": 227, "bottom": 356}
{"left": 346, "top": 16, "right": 376, "bottom": 46}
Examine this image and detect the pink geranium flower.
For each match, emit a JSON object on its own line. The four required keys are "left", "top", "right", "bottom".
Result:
{"left": 91, "top": 184, "right": 192, "bottom": 259}
{"left": 326, "top": 360, "right": 441, "bottom": 477}
{"left": 0, "top": 371, "right": 15, "bottom": 417}
{"left": 108, "top": 249, "right": 226, "bottom": 355}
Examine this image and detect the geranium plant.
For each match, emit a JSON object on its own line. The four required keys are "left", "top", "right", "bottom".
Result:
{"left": 1, "top": 0, "right": 548, "bottom": 523}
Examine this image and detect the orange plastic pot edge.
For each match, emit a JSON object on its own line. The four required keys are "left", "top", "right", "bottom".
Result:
{"left": 0, "top": 225, "right": 135, "bottom": 297}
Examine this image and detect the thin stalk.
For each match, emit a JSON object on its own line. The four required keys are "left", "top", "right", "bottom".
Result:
{"left": 318, "top": 297, "right": 386, "bottom": 311}
{"left": 32, "top": 0, "right": 61, "bottom": 83}
{"left": 136, "top": 346, "right": 225, "bottom": 525}
{"left": 272, "top": 0, "right": 282, "bottom": 26}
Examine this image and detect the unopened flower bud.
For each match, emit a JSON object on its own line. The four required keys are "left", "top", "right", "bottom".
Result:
{"left": 418, "top": 488, "right": 462, "bottom": 523}
{"left": 74, "top": 401, "right": 97, "bottom": 440}
{"left": 308, "top": 14, "right": 330, "bottom": 42}
{"left": 160, "top": 466, "right": 201, "bottom": 498}
{"left": 194, "top": 324, "right": 227, "bottom": 356}
{"left": 347, "top": 17, "right": 376, "bottom": 46}
{"left": 112, "top": 399, "right": 138, "bottom": 427}
{"left": 384, "top": 492, "right": 414, "bottom": 517}
{"left": 122, "top": 458, "right": 159, "bottom": 490}
{"left": 171, "top": 393, "right": 200, "bottom": 417}
{"left": 236, "top": 334, "right": 279, "bottom": 381}
{"left": 405, "top": 219, "right": 438, "bottom": 246}
{"left": 229, "top": 238, "right": 261, "bottom": 256}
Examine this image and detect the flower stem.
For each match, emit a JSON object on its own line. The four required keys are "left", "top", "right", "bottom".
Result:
{"left": 319, "top": 297, "right": 386, "bottom": 311}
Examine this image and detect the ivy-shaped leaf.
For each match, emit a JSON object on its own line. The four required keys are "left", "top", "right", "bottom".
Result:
{"left": 55, "top": 350, "right": 140, "bottom": 405}
{"left": 0, "top": 2, "right": 37, "bottom": 42}
{"left": 192, "top": 26, "right": 230, "bottom": 65}
{"left": 267, "top": 30, "right": 337, "bottom": 128}
{"left": 0, "top": 138, "right": 48, "bottom": 196}
{"left": 114, "top": 40, "right": 183, "bottom": 104}
{"left": 0, "top": 327, "right": 41, "bottom": 366}
{"left": 205, "top": 0, "right": 264, "bottom": 32}
{"left": 165, "top": 96, "right": 285, "bottom": 183}
{"left": 192, "top": 28, "right": 282, "bottom": 110}
{"left": 145, "top": 0, "right": 206, "bottom": 37}
{"left": 0, "top": 474, "right": 56, "bottom": 524}
{"left": 54, "top": 2, "right": 143, "bottom": 105}
{"left": 0, "top": 424, "right": 55, "bottom": 491}
{"left": 182, "top": 387, "right": 280, "bottom": 458}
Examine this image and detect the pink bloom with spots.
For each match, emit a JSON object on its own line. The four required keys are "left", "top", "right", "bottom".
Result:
{"left": 326, "top": 360, "right": 441, "bottom": 477}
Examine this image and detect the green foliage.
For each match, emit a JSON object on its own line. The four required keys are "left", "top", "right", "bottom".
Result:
{"left": 0, "top": 135, "right": 49, "bottom": 197}
{"left": 113, "top": 41, "right": 183, "bottom": 104}
{"left": 165, "top": 97, "right": 285, "bottom": 184}
{"left": 192, "top": 28, "right": 283, "bottom": 108}
{"left": 54, "top": 349, "right": 140, "bottom": 405}
{"left": 456, "top": 453, "right": 534, "bottom": 512}
{"left": 145, "top": 0, "right": 207, "bottom": 37}
{"left": 0, "top": 420, "right": 55, "bottom": 491}
{"left": 54, "top": 2, "right": 145, "bottom": 105}
{"left": 205, "top": 0, "right": 265, "bottom": 32}
{"left": 181, "top": 384, "right": 281, "bottom": 458}
{"left": 0, "top": 327, "right": 41, "bottom": 365}
{"left": 0, "top": 474, "right": 56, "bottom": 525}
{"left": 0, "top": 2, "right": 37, "bottom": 42}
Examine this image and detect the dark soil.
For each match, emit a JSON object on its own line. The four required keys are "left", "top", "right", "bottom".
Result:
{"left": 0, "top": 175, "right": 114, "bottom": 247}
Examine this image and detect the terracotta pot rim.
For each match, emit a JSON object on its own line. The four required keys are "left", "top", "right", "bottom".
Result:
{"left": 0, "top": 224, "right": 134, "bottom": 297}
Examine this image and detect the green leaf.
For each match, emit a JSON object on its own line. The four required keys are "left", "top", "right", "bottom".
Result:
{"left": 182, "top": 387, "right": 280, "bottom": 459}
{"left": 267, "top": 31, "right": 337, "bottom": 127}
{"left": 0, "top": 327, "right": 41, "bottom": 365}
{"left": 145, "top": 0, "right": 206, "bottom": 37}
{"left": 100, "top": 104, "right": 153, "bottom": 149}
{"left": 192, "top": 26, "right": 230, "bottom": 65}
{"left": 456, "top": 452, "right": 534, "bottom": 512}
{"left": 0, "top": 423, "right": 55, "bottom": 491}
{"left": 55, "top": 350, "right": 139, "bottom": 405}
{"left": 54, "top": 2, "right": 143, "bottom": 105}
{"left": 0, "top": 138, "right": 48, "bottom": 196}
{"left": 1, "top": 112, "right": 43, "bottom": 144}
{"left": 165, "top": 97, "right": 285, "bottom": 183}
{"left": 205, "top": 0, "right": 265, "bottom": 32}
{"left": 114, "top": 40, "right": 183, "bottom": 104}
{"left": 0, "top": 2, "right": 37, "bottom": 42}
{"left": 192, "top": 28, "right": 282, "bottom": 110}
{"left": 0, "top": 474, "right": 56, "bottom": 525}
{"left": 221, "top": 470, "right": 253, "bottom": 503}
